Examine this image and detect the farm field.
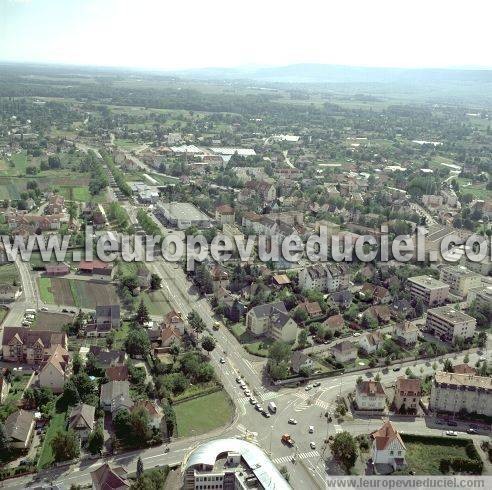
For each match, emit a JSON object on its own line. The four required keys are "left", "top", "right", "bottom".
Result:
{"left": 37, "top": 277, "right": 119, "bottom": 308}
{"left": 34, "top": 311, "right": 74, "bottom": 331}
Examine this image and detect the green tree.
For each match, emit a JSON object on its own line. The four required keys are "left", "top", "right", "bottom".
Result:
{"left": 298, "top": 329, "right": 309, "bottom": 348}
{"left": 125, "top": 328, "right": 151, "bottom": 357}
{"left": 443, "top": 359, "right": 454, "bottom": 373}
{"left": 201, "top": 335, "right": 216, "bottom": 355}
{"left": 331, "top": 432, "right": 358, "bottom": 473}
{"left": 0, "top": 422, "right": 9, "bottom": 451}
{"left": 87, "top": 423, "right": 104, "bottom": 455}
{"left": 135, "top": 299, "right": 150, "bottom": 326}
{"left": 150, "top": 274, "right": 162, "bottom": 290}
{"left": 51, "top": 430, "right": 80, "bottom": 462}
{"left": 187, "top": 311, "right": 206, "bottom": 335}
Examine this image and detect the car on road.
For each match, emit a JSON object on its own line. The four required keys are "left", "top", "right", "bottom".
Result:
{"left": 262, "top": 411, "right": 270, "bottom": 418}
{"left": 313, "top": 382, "right": 321, "bottom": 388}
{"left": 40, "top": 307, "right": 48, "bottom": 311}
{"left": 352, "top": 332, "right": 361, "bottom": 337}
{"left": 310, "top": 442, "right": 316, "bottom": 449}
{"left": 249, "top": 398, "right": 255, "bottom": 405}
{"left": 255, "top": 404, "right": 262, "bottom": 411}
{"left": 219, "top": 357, "right": 225, "bottom": 364}
{"left": 392, "top": 367, "right": 401, "bottom": 371}
{"left": 244, "top": 390, "right": 250, "bottom": 397}
{"left": 467, "top": 428, "right": 477, "bottom": 434}
{"left": 62, "top": 308, "right": 69, "bottom": 313}
{"left": 236, "top": 377, "right": 242, "bottom": 383}
{"left": 308, "top": 425, "right": 314, "bottom": 434}
{"left": 305, "top": 385, "right": 313, "bottom": 391}
{"left": 288, "top": 418, "right": 298, "bottom": 425}
{"left": 240, "top": 383, "right": 246, "bottom": 390}
{"left": 445, "top": 431, "right": 458, "bottom": 437}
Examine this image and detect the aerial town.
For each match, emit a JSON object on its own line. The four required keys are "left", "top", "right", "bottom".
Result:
{"left": 0, "top": 62, "right": 490, "bottom": 490}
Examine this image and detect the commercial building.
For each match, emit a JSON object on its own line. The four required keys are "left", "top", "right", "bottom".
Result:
{"left": 183, "top": 438, "right": 290, "bottom": 490}
{"left": 407, "top": 275, "right": 449, "bottom": 307}
{"left": 425, "top": 306, "right": 476, "bottom": 343}
{"left": 430, "top": 371, "right": 492, "bottom": 417}
{"left": 439, "top": 265, "right": 482, "bottom": 298}
{"left": 156, "top": 202, "right": 211, "bottom": 229}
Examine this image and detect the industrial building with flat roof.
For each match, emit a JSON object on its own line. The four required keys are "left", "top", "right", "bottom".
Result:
{"left": 183, "top": 438, "right": 290, "bottom": 489}
{"left": 425, "top": 305, "right": 476, "bottom": 343}
{"left": 156, "top": 202, "right": 211, "bottom": 230}
{"left": 407, "top": 275, "right": 449, "bottom": 307}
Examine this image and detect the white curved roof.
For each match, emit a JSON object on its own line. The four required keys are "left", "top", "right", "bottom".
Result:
{"left": 185, "top": 438, "right": 291, "bottom": 490}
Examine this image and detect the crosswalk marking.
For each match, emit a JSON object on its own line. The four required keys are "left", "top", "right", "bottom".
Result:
{"left": 272, "top": 450, "right": 319, "bottom": 464}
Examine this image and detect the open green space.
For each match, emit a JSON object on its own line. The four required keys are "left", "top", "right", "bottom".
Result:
{"left": 174, "top": 390, "right": 234, "bottom": 438}
{"left": 37, "top": 411, "right": 67, "bottom": 469}
{"left": 229, "top": 322, "right": 273, "bottom": 357}
{"left": 38, "top": 277, "right": 55, "bottom": 303}
{"left": 113, "top": 321, "right": 130, "bottom": 349}
{"left": 404, "top": 439, "right": 473, "bottom": 475}
{"left": 140, "top": 289, "right": 172, "bottom": 316}
{"left": 0, "top": 263, "right": 19, "bottom": 284}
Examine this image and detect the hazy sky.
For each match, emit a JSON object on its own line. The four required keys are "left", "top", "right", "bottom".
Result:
{"left": 1, "top": 0, "right": 491, "bottom": 71}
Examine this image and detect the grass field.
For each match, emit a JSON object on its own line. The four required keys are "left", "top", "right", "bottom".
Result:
{"left": 0, "top": 263, "right": 19, "bottom": 283}
{"left": 140, "top": 289, "right": 172, "bottom": 316}
{"left": 404, "top": 439, "right": 471, "bottom": 475}
{"left": 38, "top": 277, "right": 55, "bottom": 303}
{"left": 174, "top": 390, "right": 234, "bottom": 438}
{"left": 34, "top": 311, "right": 74, "bottom": 331}
{"left": 37, "top": 412, "right": 67, "bottom": 469}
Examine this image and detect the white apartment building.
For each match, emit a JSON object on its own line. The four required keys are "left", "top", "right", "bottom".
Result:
{"left": 298, "top": 263, "right": 349, "bottom": 292}
{"left": 430, "top": 371, "right": 492, "bottom": 417}
{"left": 439, "top": 265, "right": 482, "bottom": 298}
{"left": 425, "top": 306, "right": 476, "bottom": 343}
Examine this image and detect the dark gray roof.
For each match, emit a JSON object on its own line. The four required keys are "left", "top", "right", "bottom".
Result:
{"left": 5, "top": 409, "right": 34, "bottom": 443}
{"left": 69, "top": 403, "right": 95, "bottom": 431}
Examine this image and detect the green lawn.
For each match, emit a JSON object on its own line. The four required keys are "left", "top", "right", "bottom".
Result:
{"left": 140, "top": 290, "right": 172, "bottom": 316}
{"left": 37, "top": 412, "right": 67, "bottom": 469}
{"left": 113, "top": 322, "right": 130, "bottom": 349}
{"left": 38, "top": 277, "right": 55, "bottom": 303}
{"left": 404, "top": 440, "right": 471, "bottom": 475}
{"left": 10, "top": 151, "right": 29, "bottom": 174}
{"left": 174, "top": 390, "right": 234, "bottom": 437}
{"left": 229, "top": 323, "right": 272, "bottom": 357}
{"left": 0, "top": 263, "right": 20, "bottom": 283}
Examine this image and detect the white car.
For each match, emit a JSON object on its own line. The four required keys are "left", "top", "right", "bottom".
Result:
{"left": 305, "top": 385, "right": 313, "bottom": 391}
{"left": 219, "top": 357, "right": 225, "bottom": 364}
{"left": 240, "top": 383, "right": 246, "bottom": 390}
{"left": 308, "top": 425, "right": 314, "bottom": 434}
{"left": 288, "top": 418, "right": 298, "bottom": 425}
{"left": 310, "top": 442, "right": 316, "bottom": 449}
{"left": 353, "top": 332, "right": 361, "bottom": 337}
{"left": 244, "top": 390, "right": 251, "bottom": 397}
{"left": 445, "top": 431, "right": 458, "bottom": 437}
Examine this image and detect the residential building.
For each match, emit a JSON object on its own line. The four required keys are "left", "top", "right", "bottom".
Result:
{"left": 0, "top": 372, "right": 10, "bottom": 403}
{"left": 394, "top": 377, "right": 422, "bottom": 413}
{"left": 163, "top": 309, "right": 185, "bottom": 335}
{"left": 183, "top": 438, "right": 290, "bottom": 490}
{"left": 371, "top": 421, "right": 406, "bottom": 470}
{"left": 298, "top": 263, "right": 350, "bottom": 292}
{"left": 106, "top": 364, "right": 130, "bottom": 382}
{"left": 78, "top": 260, "right": 114, "bottom": 277}
{"left": 246, "top": 301, "right": 298, "bottom": 343}
{"left": 296, "top": 300, "right": 322, "bottom": 319}
{"left": 244, "top": 180, "right": 277, "bottom": 202}
{"left": 156, "top": 202, "right": 211, "bottom": 229}
{"left": 215, "top": 204, "right": 235, "bottom": 225}
{"left": 2, "top": 327, "right": 68, "bottom": 365}
{"left": 4, "top": 409, "right": 35, "bottom": 449}
{"left": 91, "top": 463, "right": 129, "bottom": 490}
{"left": 393, "top": 321, "right": 418, "bottom": 347}
{"left": 95, "top": 350, "right": 127, "bottom": 369}
{"left": 100, "top": 380, "right": 134, "bottom": 414}
{"left": 464, "top": 256, "right": 492, "bottom": 276}
{"left": 159, "top": 325, "right": 183, "bottom": 349}
{"left": 439, "top": 265, "right": 482, "bottom": 298}
{"left": 332, "top": 341, "right": 357, "bottom": 363}
{"left": 44, "top": 263, "right": 70, "bottom": 276}
{"left": 408, "top": 275, "right": 450, "bottom": 307}
{"left": 359, "top": 331, "right": 384, "bottom": 355}
{"left": 467, "top": 285, "right": 492, "bottom": 310}
{"left": 45, "top": 194, "right": 65, "bottom": 215}
{"left": 131, "top": 400, "right": 162, "bottom": 429}
{"left": 38, "top": 345, "right": 71, "bottom": 393}
{"left": 355, "top": 380, "right": 386, "bottom": 411}
{"left": 430, "top": 371, "right": 492, "bottom": 417}
{"left": 425, "top": 306, "right": 476, "bottom": 343}
{"left": 68, "top": 403, "right": 95, "bottom": 442}
{"left": 291, "top": 351, "right": 314, "bottom": 374}
{"left": 453, "top": 364, "right": 478, "bottom": 375}
{"left": 323, "top": 314, "right": 345, "bottom": 335}
{"left": 95, "top": 305, "right": 121, "bottom": 329}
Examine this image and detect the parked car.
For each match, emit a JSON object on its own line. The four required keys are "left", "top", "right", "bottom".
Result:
{"left": 393, "top": 366, "right": 401, "bottom": 371}
{"left": 467, "top": 428, "right": 477, "bottom": 434}
{"left": 305, "top": 385, "right": 313, "bottom": 391}
{"left": 219, "top": 357, "right": 225, "bottom": 364}
{"left": 288, "top": 418, "right": 298, "bottom": 425}
{"left": 310, "top": 441, "right": 316, "bottom": 449}
{"left": 445, "top": 431, "right": 458, "bottom": 437}
{"left": 308, "top": 425, "right": 314, "bottom": 434}
{"left": 313, "top": 382, "right": 321, "bottom": 388}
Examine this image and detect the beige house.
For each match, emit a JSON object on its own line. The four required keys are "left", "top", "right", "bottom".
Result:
{"left": 425, "top": 306, "right": 476, "bottom": 343}
{"left": 408, "top": 276, "right": 449, "bottom": 307}
{"left": 332, "top": 341, "right": 357, "bottom": 363}
{"left": 355, "top": 380, "right": 386, "bottom": 411}
{"left": 393, "top": 321, "right": 418, "bottom": 347}
{"left": 430, "top": 371, "right": 492, "bottom": 417}
{"left": 215, "top": 204, "right": 235, "bottom": 225}
{"left": 439, "top": 265, "right": 482, "bottom": 298}
{"left": 4, "top": 409, "right": 35, "bottom": 449}
{"left": 39, "top": 345, "right": 71, "bottom": 393}
{"left": 246, "top": 301, "right": 298, "bottom": 343}
{"left": 359, "top": 331, "right": 384, "bottom": 355}
{"left": 394, "top": 377, "right": 422, "bottom": 413}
